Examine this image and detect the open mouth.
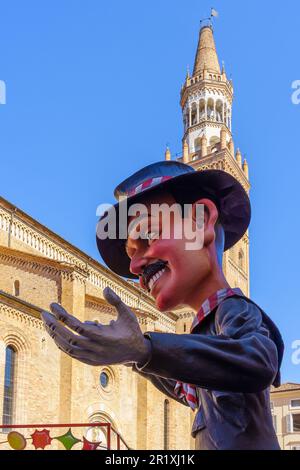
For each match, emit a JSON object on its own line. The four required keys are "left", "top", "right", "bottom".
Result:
{"left": 142, "top": 260, "right": 168, "bottom": 292}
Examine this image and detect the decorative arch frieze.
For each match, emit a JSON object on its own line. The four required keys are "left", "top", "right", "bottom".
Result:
{"left": 0, "top": 304, "right": 44, "bottom": 330}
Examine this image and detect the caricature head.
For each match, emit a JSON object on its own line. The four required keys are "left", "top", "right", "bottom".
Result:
{"left": 96, "top": 162, "right": 251, "bottom": 312}
{"left": 125, "top": 187, "right": 227, "bottom": 312}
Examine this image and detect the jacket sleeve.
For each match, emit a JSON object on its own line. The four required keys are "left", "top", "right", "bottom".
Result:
{"left": 129, "top": 362, "right": 189, "bottom": 407}
{"left": 134, "top": 298, "right": 279, "bottom": 393}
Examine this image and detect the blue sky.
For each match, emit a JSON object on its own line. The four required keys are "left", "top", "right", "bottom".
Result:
{"left": 0, "top": 0, "right": 299, "bottom": 382}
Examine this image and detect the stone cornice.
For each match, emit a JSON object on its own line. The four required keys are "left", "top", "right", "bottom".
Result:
{"left": 270, "top": 388, "right": 300, "bottom": 396}
{"left": 85, "top": 293, "right": 177, "bottom": 330}
{"left": 85, "top": 295, "right": 121, "bottom": 315}
{"left": 0, "top": 245, "right": 87, "bottom": 282}
{"left": 0, "top": 244, "right": 72, "bottom": 270}
{"left": 85, "top": 294, "right": 156, "bottom": 327}
{"left": 181, "top": 80, "right": 233, "bottom": 108}
{"left": 0, "top": 289, "right": 44, "bottom": 328}
{"left": 183, "top": 121, "right": 232, "bottom": 141}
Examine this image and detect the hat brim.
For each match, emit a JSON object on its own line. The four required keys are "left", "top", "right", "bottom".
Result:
{"left": 96, "top": 169, "right": 251, "bottom": 279}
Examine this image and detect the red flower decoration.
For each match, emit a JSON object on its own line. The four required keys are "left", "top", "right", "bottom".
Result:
{"left": 31, "top": 429, "right": 52, "bottom": 450}
{"left": 82, "top": 436, "right": 101, "bottom": 450}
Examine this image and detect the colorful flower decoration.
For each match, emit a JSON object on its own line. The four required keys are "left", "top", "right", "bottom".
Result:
{"left": 31, "top": 429, "right": 52, "bottom": 450}
{"left": 82, "top": 436, "right": 102, "bottom": 450}
{"left": 7, "top": 431, "right": 27, "bottom": 450}
{"left": 55, "top": 428, "right": 81, "bottom": 450}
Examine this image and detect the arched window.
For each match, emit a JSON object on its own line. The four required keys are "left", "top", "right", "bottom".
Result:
{"left": 227, "top": 111, "right": 232, "bottom": 130}
{"left": 199, "top": 99, "right": 205, "bottom": 121}
{"left": 86, "top": 412, "right": 118, "bottom": 449}
{"left": 207, "top": 98, "right": 214, "bottom": 119}
{"left": 238, "top": 250, "right": 244, "bottom": 270}
{"left": 216, "top": 100, "right": 223, "bottom": 122}
{"left": 183, "top": 323, "right": 187, "bottom": 333}
{"left": 210, "top": 136, "right": 220, "bottom": 152}
{"left": 224, "top": 103, "right": 230, "bottom": 128}
{"left": 14, "top": 280, "right": 20, "bottom": 297}
{"left": 191, "top": 103, "right": 197, "bottom": 125}
{"left": 164, "top": 399, "right": 170, "bottom": 450}
{"left": 2, "top": 346, "right": 17, "bottom": 429}
{"left": 194, "top": 137, "right": 201, "bottom": 152}
{"left": 86, "top": 414, "right": 109, "bottom": 449}
{"left": 183, "top": 111, "right": 189, "bottom": 131}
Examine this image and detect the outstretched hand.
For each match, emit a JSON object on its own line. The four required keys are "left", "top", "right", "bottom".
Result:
{"left": 41, "top": 287, "right": 151, "bottom": 367}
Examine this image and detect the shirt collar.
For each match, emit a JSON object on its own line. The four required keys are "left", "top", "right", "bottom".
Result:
{"left": 190, "top": 287, "right": 244, "bottom": 333}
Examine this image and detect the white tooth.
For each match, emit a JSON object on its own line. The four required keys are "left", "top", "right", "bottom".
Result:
{"left": 149, "top": 268, "right": 167, "bottom": 291}
{"left": 149, "top": 276, "right": 157, "bottom": 290}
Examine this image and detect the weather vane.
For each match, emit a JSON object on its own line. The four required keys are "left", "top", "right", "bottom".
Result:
{"left": 200, "top": 7, "right": 219, "bottom": 28}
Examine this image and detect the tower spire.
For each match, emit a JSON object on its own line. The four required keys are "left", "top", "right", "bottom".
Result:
{"left": 193, "top": 25, "right": 220, "bottom": 75}
{"left": 180, "top": 19, "right": 234, "bottom": 160}
{"left": 179, "top": 18, "right": 250, "bottom": 298}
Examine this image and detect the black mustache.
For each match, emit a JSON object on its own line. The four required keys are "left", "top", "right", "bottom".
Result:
{"left": 140, "top": 260, "right": 168, "bottom": 290}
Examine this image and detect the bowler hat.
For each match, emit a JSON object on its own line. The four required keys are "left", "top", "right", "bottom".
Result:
{"left": 96, "top": 161, "right": 251, "bottom": 279}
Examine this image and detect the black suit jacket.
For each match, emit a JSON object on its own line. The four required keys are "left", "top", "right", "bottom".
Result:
{"left": 131, "top": 295, "right": 284, "bottom": 450}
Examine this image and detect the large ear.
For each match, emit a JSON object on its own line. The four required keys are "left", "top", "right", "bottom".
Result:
{"left": 191, "top": 198, "right": 219, "bottom": 247}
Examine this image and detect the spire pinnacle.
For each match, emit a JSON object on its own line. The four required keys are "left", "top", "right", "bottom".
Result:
{"left": 193, "top": 25, "right": 221, "bottom": 75}
{"left": 165, "top": 146, "right": 171, "bottom": 161}
{"left": 243, "top": 159, "right": 249, "bottom": 179}
{"left": 186, "top": 65, "right": 190, "bottom": 79}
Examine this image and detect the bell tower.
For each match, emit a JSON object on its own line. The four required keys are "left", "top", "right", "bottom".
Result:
{"left": 175, "top": 23, "right": 250, "bottom": 296}
{"left": 181, "top": 25, "right": 233, "bottom": 158}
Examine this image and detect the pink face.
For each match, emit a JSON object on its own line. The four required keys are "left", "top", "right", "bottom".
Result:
{"left": 126, "top": 191, "right": 215, "bottom": 312}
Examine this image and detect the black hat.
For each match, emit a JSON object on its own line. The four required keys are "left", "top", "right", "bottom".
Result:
{"left": 96, "top": 161, "right": 251, "bottom": 279}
